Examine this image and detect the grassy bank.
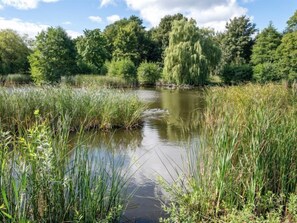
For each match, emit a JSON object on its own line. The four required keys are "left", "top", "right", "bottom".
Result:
{"left": 161, "top": 84, "right": 297, "bottom": 222}
{"left": 62, "top": 75, "right": 135, "bottom": 88}
{"left": 0, "top": 87, "right": 145, "bottom": 132}
{"left": 0, "top": 117, "right": 130, "bottom": 222}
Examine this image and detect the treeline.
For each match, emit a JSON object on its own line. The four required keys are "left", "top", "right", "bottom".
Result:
{"left": 0, "top": 11, "right": 296, "bottom": 85}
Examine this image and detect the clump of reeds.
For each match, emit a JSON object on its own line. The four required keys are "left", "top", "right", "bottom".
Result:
{"left": 161, "top": 83, "right": 297, "bottom": 222}
{"left": 4, "top": 74, "right": 32, "bottom": 86}
{"left": 0, "top": 116, "right": 131, "bottom": 222}
{"left": 0, "top": 87, "right": 145, "bottom": 131}
{"left": 61, "top": 75, "right": 133, "bottom": 88}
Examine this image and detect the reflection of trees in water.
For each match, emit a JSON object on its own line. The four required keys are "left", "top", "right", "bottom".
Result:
{"left": 71, "top": 128, "right": 143, "bottom": 151}
{"left": 156, "top": 89, "right": 206, "bottom": 142}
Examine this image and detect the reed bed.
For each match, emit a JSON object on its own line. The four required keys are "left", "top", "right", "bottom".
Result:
{"left": 0, "top": 87, "right": 145, "bottom": 131}
{"left": 62, "top": 75, "right": 133, "bottom": 88}
{"left": 0, "top": 117, "right": 131, "bottom": 222}
{"left": 162, "top": 84, "right": 297, "bottom": 222}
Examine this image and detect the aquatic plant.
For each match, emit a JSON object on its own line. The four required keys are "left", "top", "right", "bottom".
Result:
{"left": 161, "top": 84, "right": 297, "bottom": 222}
{"left": 0, "top": 116, "right": 131, "bottom": 222}
{"left": 0, "top": 87, "right": 145, "bottom": 131}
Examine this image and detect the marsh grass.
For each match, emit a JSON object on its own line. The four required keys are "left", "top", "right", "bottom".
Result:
{"left": 161, "top": 84, "right": 297, "bottom": 222}
{"left": 0, "top": 116, "right": 131, "bottom": 222}
{"left": 4, "top": 74, "right": 32, "bottom": 86}
{"left": 0, "top": 87, "right": 145, "bottom": 132}
{"left": 62, "top": 75, "right": 133, "bottom": 88}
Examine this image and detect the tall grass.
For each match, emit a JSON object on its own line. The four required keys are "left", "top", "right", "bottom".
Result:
{"left": 61, "top": 75, "right": 133, "bottom": 88}
{"left": 161, "top": 84, "right": 297, "bottom": 222}
{"left": 0, "top": 87, "right": 145, "bottom": 131}
{"left": 0, "top": 116, "right": 131, "bottom": 222}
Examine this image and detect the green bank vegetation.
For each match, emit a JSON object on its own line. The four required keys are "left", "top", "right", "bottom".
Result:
{"left": 1, "top": 10, "right": 296, "bottom": 87}
{"left": 0, "top": 117, "right": 130, "bottom": 222}
{"left": 161, "top": 84, "right": 297, "bottom": 222}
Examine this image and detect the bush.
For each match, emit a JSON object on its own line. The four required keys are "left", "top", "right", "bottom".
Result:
{"left": 5, "top": 74, "right": 32, "bottom": 85}
{"left": 221, "top": 64, "right": 253, "bottom": 84}
{"left": 137, "top": 62, "right": 161, "bottom": 85}
{"left": 253, "top": 62, "right": 281, "bottom": 82}
{"left": 107, "top": 59, "right": 137, "bottom": 84}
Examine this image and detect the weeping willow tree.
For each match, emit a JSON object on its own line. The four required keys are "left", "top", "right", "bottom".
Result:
{"left": 163, "top": 19, "right": 221, "bottom": 85}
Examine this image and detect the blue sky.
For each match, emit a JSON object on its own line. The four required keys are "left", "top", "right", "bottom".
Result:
{"left": 0, "top": 0, "right": 296, "bottom": 38}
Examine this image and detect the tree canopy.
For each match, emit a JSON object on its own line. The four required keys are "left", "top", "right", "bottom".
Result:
{"left": 29, "top": 27, "right": 77, "bottom": 84}
{"left": 251, "top": 23, "right": 282, "bottom": 65}
{"left": 221, "top": 16, "right": 257, "bottom": 65}
{"left": 163, "top": 19, "right": 221, "bottom": 85}
{"left": 275, "top": 31, "right": 297, "bottom": 81}
{"left": 251, "top": 23, "right": 282, "bottom": 82}
{"left": 0, "top": 29, "right": 30, "bottom": 75}
{"left": 76, "top": 29, "right": 110, "bottom": 74}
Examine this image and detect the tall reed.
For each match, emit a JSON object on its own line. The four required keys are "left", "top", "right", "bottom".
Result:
{"left": 161, "top": 84, "right": 297, "bottom": 222}
{"left": 0, "top": 116, "right": 131, "bottom": 222}
{"left": 0, "top": 87, "right": 145, "bottom": 131}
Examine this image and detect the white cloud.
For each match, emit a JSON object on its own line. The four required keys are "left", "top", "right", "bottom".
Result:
{"left": 0, "top": 0, "right": 59, "bottom": 10}
{"left": 66, "top": 30, "right": 82, "bottom": 38}
{"left": 88, "top": 16, "right": 103, "bottom": 23}
{"left": 100, "top": 0, "right": 114, "bottom": 7}
{"left": 0, "top": 4, "right": 4, "bottom": 9}
{"left": 124, "top": 0, "right": 248, "bottom": 31}
{"left": 0, "top": 17, "right": 48, "bottom": 37}
{"left": 107, "top": 14, "right": 120, "bottom": 24}
{"left": 0, "top": 17, "right": 81, "bottom": 39}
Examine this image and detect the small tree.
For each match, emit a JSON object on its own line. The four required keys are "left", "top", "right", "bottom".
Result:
{"left": 76, "top": 29, "right": 110, "bottom": 74}
{"left": 251, "top": 23, "right": 282, "bottom": 82}
{"left": 221, "top": 16, "right": 256, "bottom": 65}
{"left": 163, "top": 19, "right": 221, "bottom": 85}
{"left": 107, "top": 59, "right": 137, "bottom": 83}
{"left": 275, "top": 31, "right": 297, "bottom": 82}
{"left": 29, "top": 27, "right": 77, "bottom": 84}
{"left": 137, "top": 62, "right": 161, "bottom": 85}
{"left": 0, "top": 29, "right": 30, "bottom": 75}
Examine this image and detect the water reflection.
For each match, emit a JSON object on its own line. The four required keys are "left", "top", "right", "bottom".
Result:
{"left": 80, "top": 88, "right": 206, "bottom": 222}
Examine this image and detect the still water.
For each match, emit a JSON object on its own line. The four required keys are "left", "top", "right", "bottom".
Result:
{"left": 84, "top": 88, "right": 205, "bottom": 222}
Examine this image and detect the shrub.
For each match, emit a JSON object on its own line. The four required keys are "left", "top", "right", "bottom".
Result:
{"left": 137, "top": 62, "right": 161, "bottom": 85}
{"left": 253, "top": 62, "right": 281, "bottom": 82}
{"left": 5, "top": 74, "right": 32, "bottom": 85}
{"left": 221, "top": 64, "right": 253, "bottom": 84}
{"left": 107, "top": 59, "right": 137, "bottom": 84}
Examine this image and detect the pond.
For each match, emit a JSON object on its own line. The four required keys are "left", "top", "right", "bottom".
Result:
{"left": 83, "top": 88, "right": 206, "bottom": 222}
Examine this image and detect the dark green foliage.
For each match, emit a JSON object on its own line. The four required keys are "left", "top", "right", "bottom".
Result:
{"left": 222, "top": 64, "right": 253, "bottom": 84}
{"left": 251, "top": 23, "right": 282, "bottom": 65}
{"left": 107, "top": 59, "right": 137, "bottom": 83}
{"left": 253, "top": 62, "right": 280, "bottom": 82}
{"left": 137, "top": 62, "right": 161, "bottom": 85}
{"left": 29, "top": 27, "right": 77, "bottom": 84}
{"left": 76, "top": 29, "right": 110, "bottom": 74}
{"left": 275, "top": 31, "right": 297, "bottom": 81}
{"left": 251, "top": 23, "right": 282, "bottom": 82}
{"left": 0, "top": 29, "right": 30, "bottom": 75}
{"left": 4, "top": 74, "right": 32, "bottom": 85}
{"left": 221, "top": 16, "right": 257, "bottom": 65}
{"left": 163, "top": 19, "right": 221, "bottom": 85}
{"left": 104, "top": 16, "right": 154, "bottom": 65}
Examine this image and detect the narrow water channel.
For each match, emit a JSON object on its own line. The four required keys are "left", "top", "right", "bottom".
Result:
{"left": 84, "top": 88, "right": 205, "bottom": 222}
